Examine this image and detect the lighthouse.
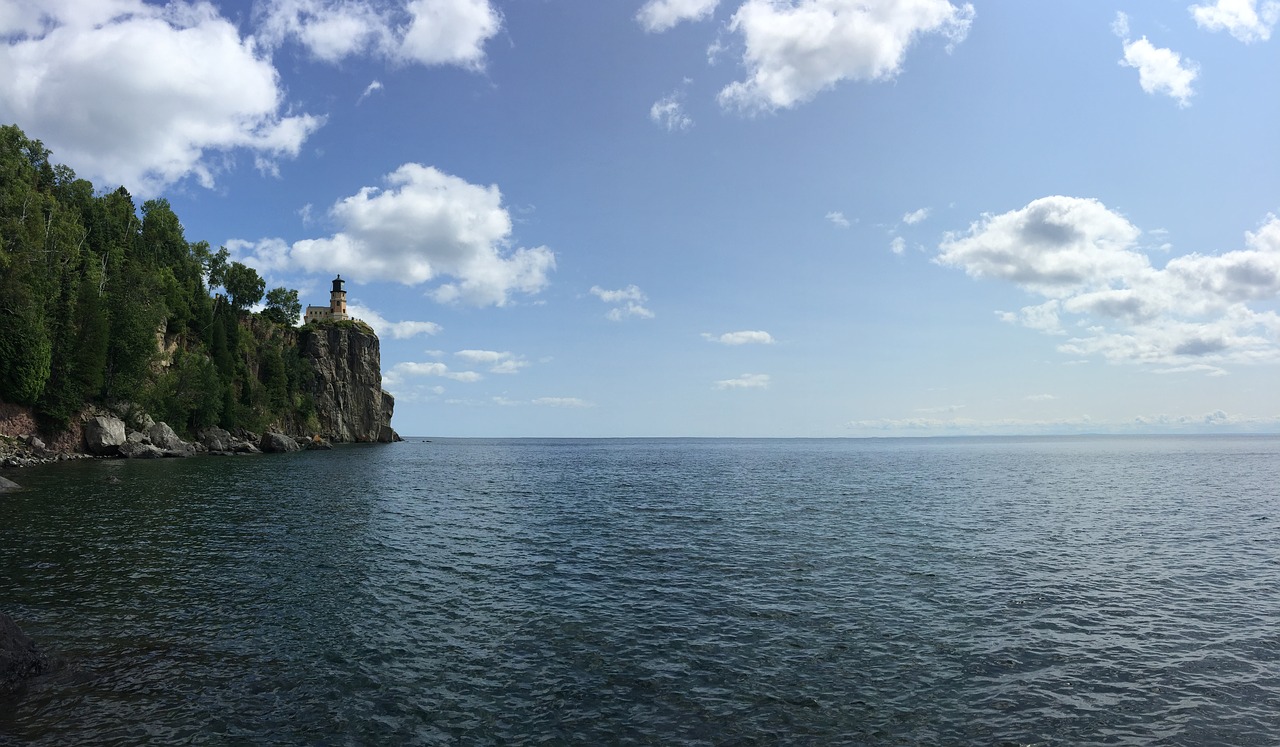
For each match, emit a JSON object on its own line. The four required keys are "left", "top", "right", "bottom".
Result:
{"left": 330, "top": 275, "right": 349, "bottom": 320}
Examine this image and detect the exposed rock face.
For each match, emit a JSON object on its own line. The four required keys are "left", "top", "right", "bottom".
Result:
{"left": 299, "top": 323, "right": 399, "bottom": 443}
{"left": 84, "top": 416, "right": 127, "bottom": 455}
{"left": 1, "top": 612, "right": 48, "bottom": 696}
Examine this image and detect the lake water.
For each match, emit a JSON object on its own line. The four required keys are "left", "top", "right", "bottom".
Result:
{"left": 1, "top": 436, "right": 1278, "bottom": 745}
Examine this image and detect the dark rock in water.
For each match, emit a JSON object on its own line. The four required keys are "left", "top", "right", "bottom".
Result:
{"left": 0, "top": 612, "right": 48, "bottom": 697}
{"left": 84, "top": 416, "right": 127, "bottom": 455}
{"left": 259, "top": 432, "right": 300, "bottom": 453}
{"left": 305, "top": 437, "right": 333, "bottom": 450}
{"left": 0, "top": 475, "right": 20, "bottom": 492}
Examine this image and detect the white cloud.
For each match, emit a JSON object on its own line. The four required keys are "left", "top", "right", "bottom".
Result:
{"left": 255, "top": 0, "right": 500, "bottom": 68}
{"left": 591, "top": 285, "right": 655, "bottom": 320}
{"left": 233, "top": 164, "right": 554, "bottom": 306}
{"left": 826, "top": 211, "right": 851, "bottom": 228}
{"left": 1190, "top": 0, "right": 1280, "bottom": 42}
{"left": 717, "top": 0, "right": 974, "bottom": 112}
{"left": 455, "top": 349, "right": 529, "bottom": 373}
{"left": 358, "top": 79, "right": 384, "bottom": 103}
{"left": 346, "top": 302, "right": 441, "bottom": 338}
{"left": 702, "top": 330, "right": 775, "bottom": 345}
{"left": 1025, "top": 393, "right": 1058, "bottom": 401}
{"left": 637, "top": 0, "right": 720, "bottom": 32}
{"left": 903, "top": 207, "right": 931, "bottom": 224}
{"left": 890, "top": 236, "right": 907, "bottom": 255}
{"left": 714, "top": 373, "right": 771, "bottom": 389}
{"left": 650, "top": 93, "right": 694, "bottom": 131}
{"left": 532, "top": 397, "right": 595, "bottom": 408}
{"left": 1119, "top": 36, "right": 1198, "bottom": 107}
{"left": 937, "top": 197, "right": 1280, "bottom": 368}
{"left": 398, "top": 0, "right": 501, "bottom": 68}
{"left": 390, "top": 360, "right": 482, "bottom": 382}
{"left": 0, "top": 0, "right": 322, "bottom": 195}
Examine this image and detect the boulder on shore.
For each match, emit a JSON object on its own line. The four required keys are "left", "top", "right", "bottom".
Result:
{"left": 147, "top": 422, "right": 186, "bottom": 452}
{"left": 259, "top": 432, "right": 300, "bottom": 453}
{"left": 84, "top": 416, "right": 127, "bottom": 455}
{"left": 0, "top": 475, "right": 20, "bottom": 492}
{"left": 0, "top": 612, "right": 48, "bottom": 697}
{"left": 118, "top": 442, "right": 166, "bottom": 459}
{"left": 198, "top": 427, "right": 232, "bottom": 453}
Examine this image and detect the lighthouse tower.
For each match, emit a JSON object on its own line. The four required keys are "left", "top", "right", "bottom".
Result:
{"left": 330, "top": 275, "right": 349, "bottom": 320}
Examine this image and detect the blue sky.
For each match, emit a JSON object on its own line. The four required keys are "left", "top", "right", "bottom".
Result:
{"left": 4, "top": 0, "right": 1279, "bottom": 436}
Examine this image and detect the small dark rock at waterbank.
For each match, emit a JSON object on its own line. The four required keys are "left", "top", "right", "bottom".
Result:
{"left": 0, "top": 612, "right": 48, "bottom": 697}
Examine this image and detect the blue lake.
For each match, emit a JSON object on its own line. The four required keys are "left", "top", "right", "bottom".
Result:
{"left": 2, "top": 436, "right": 1278, "bottom": 744}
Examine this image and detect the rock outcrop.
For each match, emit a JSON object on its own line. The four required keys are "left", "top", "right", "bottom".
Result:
{"left": 1, "top": 612, "right": 47, "bottom": 696}
{"left": 259, "top": 432, "right": 300, "bottom": 453}
{"left": 298, "top": 322, "right": 399, "bottom": 443}
{"left": 84, "top": 416, "right": 127, "bottom": 455}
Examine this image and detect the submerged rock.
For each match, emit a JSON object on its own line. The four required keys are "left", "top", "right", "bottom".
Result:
{"left": 0, "top": 612, "right": 48, "bottom": 697}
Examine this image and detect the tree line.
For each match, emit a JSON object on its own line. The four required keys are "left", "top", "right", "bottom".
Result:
{"left": 0, "top": 124, "right": 314, "bottom": 435}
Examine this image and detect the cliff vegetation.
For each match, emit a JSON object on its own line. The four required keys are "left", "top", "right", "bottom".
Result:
{"left": 0, "top": 124, "right": 394, "bottom": 446}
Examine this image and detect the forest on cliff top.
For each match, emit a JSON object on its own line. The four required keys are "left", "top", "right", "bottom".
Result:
{"left": 0, "top": 124, "right": 321, "bottom": 436}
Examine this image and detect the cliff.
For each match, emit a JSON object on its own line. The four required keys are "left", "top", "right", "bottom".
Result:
{"left": 298, "top": 321, "right": 399, "bottom": 443}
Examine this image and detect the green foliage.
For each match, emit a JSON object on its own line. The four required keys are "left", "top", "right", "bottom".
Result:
{"left": 0, "top": 124, "right": 319, "bottom": 437}
{"left": 262, "top": 287, "right": 301, "bottom": 326}
{"left": 224, "top": 261, "right": 265, "bottom": 312}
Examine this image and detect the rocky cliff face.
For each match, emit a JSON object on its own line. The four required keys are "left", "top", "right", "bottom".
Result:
{"left": 298, "top": 322, "right": 399, "bottom": 443}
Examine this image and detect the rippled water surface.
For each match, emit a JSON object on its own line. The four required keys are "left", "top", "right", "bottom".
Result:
{"left": 2, "top": 436, "right": 1279, "bottom": 745}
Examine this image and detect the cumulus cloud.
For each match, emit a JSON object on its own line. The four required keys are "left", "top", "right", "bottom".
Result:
{"left": 650, "top": 93, "right": 694, "bottom": 131}
{"left": 1190, "top": 0, "right": 1280, "bottom": 42}
{"left": 702, "top": 330, "right": 775, "bottom": 345}
{"left": 254, "top": 0, "right": 501, "bottom": 68}
{"left": 0, "top": 0, "right": 322, "bottom": 195}
{"left": 826, "top": 211, "right": 851, "bottom": 228}
{"left": 591, "top": 285, "right": 655, "bottom": 320}
{"left": 903, "top": 207, "right": 931, "bottom": 224}
{"left": 346, "top": 302, "right": 441, "bottom": 338}
{"left": 1119, "top": 35, "right": 1198, "bottom": 107}
{"left": 637, "top": 0, "right": 720, "bottom": 31}
{"left": 937, "top": 196, "right": 1280, "bottom": 369}
{"left": 714, "top": 373, "right": 771, "bottom": 389}
{"left": 455, "top": 349, "right": 529, "bottom": 373}
{"left": 717, "top": 0, "right": 974, "bottom": 112}
{"left": 232, "top": 164, "right": 554, "bottom": 306}
{"left": 890, "top": 236, "right": 907, "bottom": 255}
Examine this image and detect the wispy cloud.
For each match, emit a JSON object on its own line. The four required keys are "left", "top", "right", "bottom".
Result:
{"left": 902, "top": 207, "right": 930, "bottom": 224}
{"left": 714, "top": 373, "right": 771, "bottom": 390}
{"left": 826, "top": 211, "right": 851, "bottom": 228}
{"left": 702, "top": 330, "right": 775, "bottom": 345}
{"left": 591, "top": 284, "right": 655, "bottom": 320}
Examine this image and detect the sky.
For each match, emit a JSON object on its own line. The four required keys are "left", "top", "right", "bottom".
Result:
{"left": 3, "top": 0, "right": 1280, "bottom": 437}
